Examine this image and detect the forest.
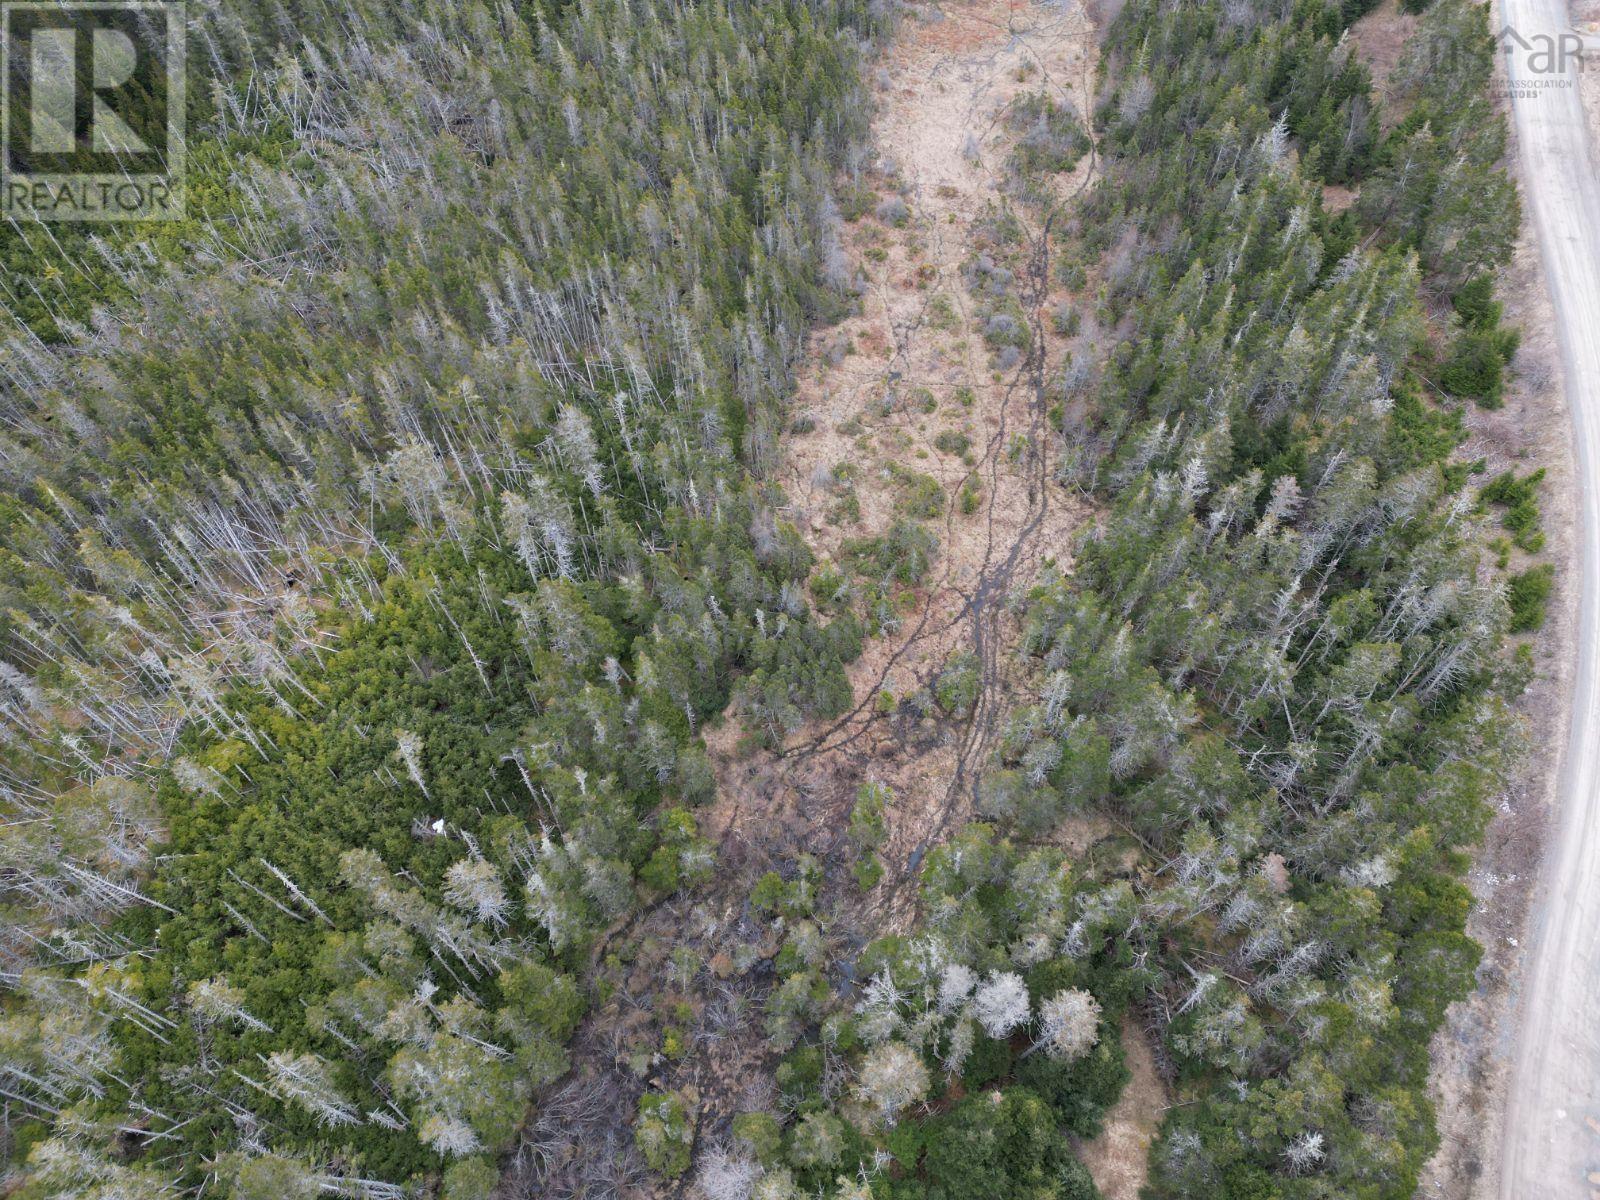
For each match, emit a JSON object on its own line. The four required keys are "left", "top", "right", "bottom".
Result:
{"left": 0, "top": 0, "right": 1536, "bottom": 1195}
{"left": 0, "top": 0, "right": 879, "bottom": 1194}
{"left": 1022, "top": 0, "right": 1526, "bottom": 1193}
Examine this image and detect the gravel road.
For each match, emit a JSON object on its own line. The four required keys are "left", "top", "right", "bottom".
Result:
{"left": 1500, "top": 0, "right": 1600, "bottom": 1194}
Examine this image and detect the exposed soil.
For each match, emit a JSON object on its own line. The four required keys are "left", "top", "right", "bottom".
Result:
{"left": 697, "top": 0, "right": 1141, "bottom": 1166}
{"left": 703, "top": 0, "right": 1104, "bottom": 922}
{"left": 1345, "top": 0, "right": 1422, "bottom": 121}
{"left": 1077, "top": 1020, "right": 1164, "bottom": 1200}
{"left": 502, "top": 2, "right": 1173, "bottom": 1197}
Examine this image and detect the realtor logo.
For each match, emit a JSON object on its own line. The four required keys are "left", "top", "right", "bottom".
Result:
{"left": 1496, "top": 24, "right": 1587, "bottom": 74}
{"left": 1, "top": 1, "right": 184, "bottom": 220}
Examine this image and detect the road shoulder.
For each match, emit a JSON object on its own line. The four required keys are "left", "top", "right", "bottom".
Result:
{"left": 1416, "top": 0, "right": 1582, "bottom": 1193}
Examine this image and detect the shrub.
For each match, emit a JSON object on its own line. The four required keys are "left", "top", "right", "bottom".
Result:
{"left": 889, "top": 463, "right": 945, "bottom": 518}
{"left": 442, "top": 1157, "right": 499, "bottom": 1200}
{"left": 1007, "top": 91, "right": 1091, "bottom": 177}
{"left": 636, "top": 1091, "right": 693, "bottom": 1178}
{"left": 934, "top": 652, "right": 981, "bottom": 717}
{"left": 852, "top": 854, "right": 885, "bottom": 890}
{"left": 851, "top": 782, "right": 890, "bottom": 851}
{"left": 843, "top": 519, "right": 938, "bottom": 585}
{"left": 877, "top": 196, "right": 912, "bottom": 227}
{"left": 1480, "top": 468, "right": 1545, "bottom": 551}
{"left": 1508, "top": 563, "right": 1554, "bottom": 632}
{"left": 733, "top": 1110, "right": 784, "bottom": 1164}
{"left": 1439, "top": 325, "right": 1520, "bottom": 408}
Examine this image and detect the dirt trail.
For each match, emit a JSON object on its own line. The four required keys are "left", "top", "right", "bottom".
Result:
{"left": 704, "top": 0, "right": 1099, "bottom": 914}
{"left": 508, "top": 4, "right": 1172, "bottom": 1195}
{"left": 698, "top": 0, "right": 1166, "bottom": 1191}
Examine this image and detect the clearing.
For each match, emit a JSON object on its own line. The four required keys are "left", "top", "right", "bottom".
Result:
{"left": 505, "top": 2, "right": 1169, "bottom": 1195}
